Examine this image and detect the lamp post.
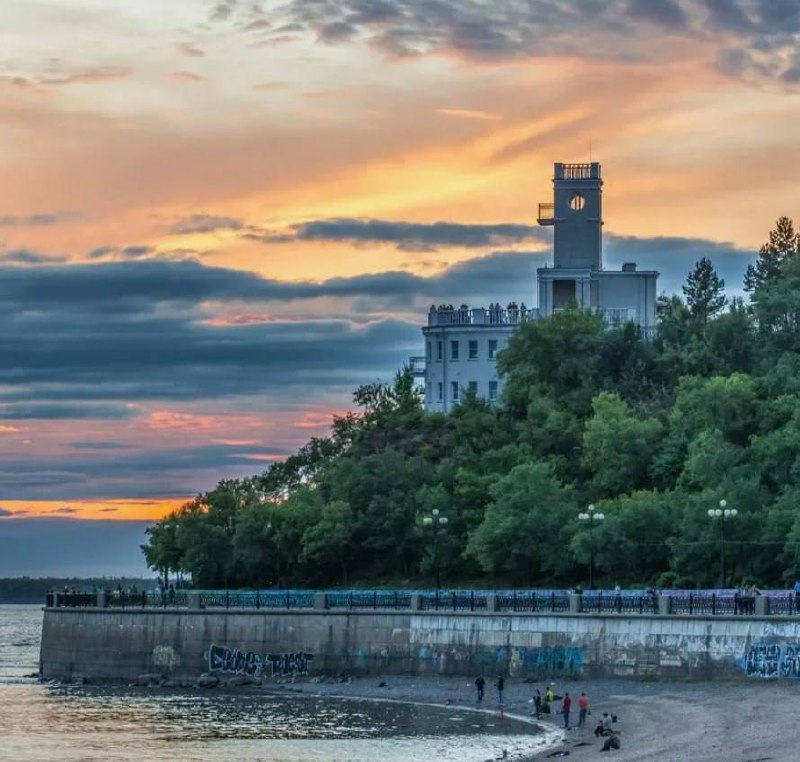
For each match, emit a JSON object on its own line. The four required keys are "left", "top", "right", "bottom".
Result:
{"left": 577, "top": 504, "right": 605, "bottom": 589}
{"left": 707, "top": 499, "right": 737, "bottom": 588}
{"left": 422, "top": 508, "right": 449, "bottom": 589}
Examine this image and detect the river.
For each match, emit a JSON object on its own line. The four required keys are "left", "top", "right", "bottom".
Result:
{"left": 0, "top": 604, "right": 547, "bottom": 761}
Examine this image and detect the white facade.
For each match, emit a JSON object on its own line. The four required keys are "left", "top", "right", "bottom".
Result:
{"left": 416, "top": 162, "right": 659, "bottom": 412}
{"left": 420, "top": 306, "right": 535, "bottom": 413}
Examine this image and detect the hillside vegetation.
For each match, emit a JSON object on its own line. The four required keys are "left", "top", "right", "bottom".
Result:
{"left": 143, "top": 218, "right": 800, "bottom": 590}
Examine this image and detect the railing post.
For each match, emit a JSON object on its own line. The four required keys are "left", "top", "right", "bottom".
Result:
{"left": 394, "top": 591, "right": 398, "bottom": 609}
{"left": 452, "top": 592, "right": 456, "bottom": 611}
{"left": 531, "top": 591, "right": 536, "bottom": 612}
{"left": 186, "top": 591, "right": 200, "bottom": 609}
{"left": 689, "top": 593, "right": 694, "bottom": 615}
{"left": 374, "top": 591, "right": 378, "bottom": 610}
{"left": 513, "top": 591, "right": 517, "bottom": 612}
{"left": 286, "top": 591, "right": 291, "bottom": 609}
{"left": 470, "top": 591, "right": 475, "bottom": 612}
{"left": 551, "top": 592, "right": 556, "bottom": 612}
{"left": 486, "top": 594, "right": 498, "bottom": 613}
{"left": 569, "top": 593, "right": 583, "bottom": 614}
{"left": 256, "top": 591, "right": 260, "bottom": 609}
{"left": 434, "top": 590, "right": 439, "bottom": 611}
{"left": 349, "top": 592, "right": 354, "bottom": 610}
{"left": 712, "top": 593, "right": 716, "bottom": 616}
{"left": 226, "top": 591, "right": 230, "bottom": 609}
{"left": 410, "top": 594, "right": 422, "bottom": 611}
{"left": 755, "top": 594, "right": 768, "bottom": 616}
{"left": 96, "top": 590, "right": 106, "bottom": 609}
{"left": 658, "top": 595, "right": 671, "bottom": 615}
{"left": 313, "top": 592, "right": 328, "bottom": 611}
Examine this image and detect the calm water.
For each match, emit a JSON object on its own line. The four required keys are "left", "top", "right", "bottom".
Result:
{"left": 0, "top": 605, "right": 550, "bottom": 762}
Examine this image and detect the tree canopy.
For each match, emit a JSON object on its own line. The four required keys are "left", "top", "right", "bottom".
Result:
{"left": 143, "top": 218, "right": 800, "bottom": 590}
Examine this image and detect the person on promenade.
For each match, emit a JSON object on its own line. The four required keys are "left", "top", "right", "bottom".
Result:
{"left": 794, "top": 579, "right": 800, "bottom": 613}
{"left": 561, "top": 692, "right": 572, "bottom": 730}
{"left": 578, "top": 691, "right": 589, "bottom": 728}
{"left": 533, "top": 689, "right": 543, "bottom": 719}
{"left": 495, "top": 674, "right": 504, "bottom": 707}
{"left": 475, "top": 675, "right": 485, "bottom": 703}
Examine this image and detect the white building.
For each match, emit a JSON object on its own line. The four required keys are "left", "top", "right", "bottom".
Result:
{"left": 415, "top": 162, "right": 659, "bottom": 413}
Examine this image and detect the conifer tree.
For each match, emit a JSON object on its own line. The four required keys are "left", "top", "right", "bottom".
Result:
{"left": 682, "top": 257, "right": 726, "bottom": 325}
{"left": 744, "top": 216, "right": 799, "bottom": 294}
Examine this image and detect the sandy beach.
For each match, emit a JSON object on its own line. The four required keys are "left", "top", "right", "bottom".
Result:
{"left": 280, "top": 674, "right": 799, "bottom": 761}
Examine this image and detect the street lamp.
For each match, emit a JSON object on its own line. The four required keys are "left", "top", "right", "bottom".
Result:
{"left": 707, "top": 499, "right": 737, "bottom": 588}
{"left": 577, "top": 504, "right": 605, "bottom": 589}
{"left": 422, "top": 508, "right": 449, "bottom": 589}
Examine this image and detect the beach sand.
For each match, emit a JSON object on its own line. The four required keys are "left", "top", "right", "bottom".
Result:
{"left": 283, "top": 674, "right": 798, "bottom": 761}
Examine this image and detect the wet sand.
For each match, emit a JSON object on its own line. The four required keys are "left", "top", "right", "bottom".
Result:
{"left": 284, "top": 674, "right": 800, "bottom": 761}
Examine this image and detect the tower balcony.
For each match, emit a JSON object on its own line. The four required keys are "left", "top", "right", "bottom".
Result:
{"left": 555, "top": 162, "right": 601, "bottom": 180}
{"left": 537, "top": 202, "right": 555, "bottom": 225}
{"left": 408, "top": 356, "right": 426, "bottom": 377}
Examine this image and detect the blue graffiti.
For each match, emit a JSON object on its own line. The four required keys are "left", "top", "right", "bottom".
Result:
{"left": 743, "top": 643, "right": 800, "bottom": 679}
{"left": 207, "top": 644, "right": 313, "bottom": 678}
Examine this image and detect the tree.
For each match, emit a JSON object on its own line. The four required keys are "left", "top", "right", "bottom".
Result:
{"left": 744, "top": 216, "right": 799, "bottom": 294}
{"left": 683, "top": 257, "right": 726, "bottom": 326}
{"left": 465, "top": 461, "right": 577, "bottom": 584}
{"left": 581, "top": 392, "right": 662, "bottom": 498}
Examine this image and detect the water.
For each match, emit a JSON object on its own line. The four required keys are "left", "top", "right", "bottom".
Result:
{"left": 0, "top": 605, "right": 551, "bottom": 761}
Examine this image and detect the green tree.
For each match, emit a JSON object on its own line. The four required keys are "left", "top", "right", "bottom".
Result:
{"left": 581, "top": 392, "right": 662, "bottom": 498}
{"left": 683, "top": 257, "right": 726, "bottom": 326}
{"left": 465, "top": 461, "right": 577, "bottom": 584}
{"left": 744, "top": 216, "right": 799, "bottom": 294}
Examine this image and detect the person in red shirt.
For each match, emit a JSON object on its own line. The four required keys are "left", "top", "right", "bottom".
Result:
{"left": 561, "top": 692, "right": 572, "bottom": 729}
{"left": 578, "top": 692, "right": 589, "bottom": 728}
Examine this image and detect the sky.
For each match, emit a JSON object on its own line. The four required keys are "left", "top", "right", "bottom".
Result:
{"left": 1, "top": 0, "right": 799, "bottom": 570}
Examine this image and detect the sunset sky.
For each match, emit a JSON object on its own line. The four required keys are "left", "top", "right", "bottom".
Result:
{"left": 1, "top": 0, "right": 798, "bottom": 531}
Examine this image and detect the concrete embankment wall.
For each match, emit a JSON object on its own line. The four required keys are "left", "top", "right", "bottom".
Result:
{"left": 40, "top": 607, "right": 800, "bottom": 683}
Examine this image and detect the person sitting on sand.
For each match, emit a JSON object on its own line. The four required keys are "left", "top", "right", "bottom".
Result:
{"left": 594, "top": 712, "right": 613, "bottom": 736}
{"left": 600, "top": 734, "right": 620, "bottom": 752}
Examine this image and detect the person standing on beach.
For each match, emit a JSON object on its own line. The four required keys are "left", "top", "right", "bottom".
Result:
{"left": 534, "top": 689, "right": 542, "bottom": 719}
{"left": 578, "top": 692, "right": 589, "bottom": 728}
{"left": 475, "top": 676, "right": 485, "bottom": 703}
{"left": 561, "top": 692, "right": 572, "bottom": 730}
{"left": 495, "top": 674, "right": 505, "bottom": 707}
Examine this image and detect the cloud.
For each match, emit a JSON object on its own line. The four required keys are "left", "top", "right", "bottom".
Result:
{"left": 40, "top": 66, "right": 131, "bottom": 86}
{"left": 0, "top": 249, "right": 66, "bottom": 264}
{"left": 0, "top": 507, "right": 12, "bottom": 517}
{"left": 69, "top": 441, "right": 131, "bottom": 450}
{"left": 169, "top": 71, "right": 205, "bottom": 83}
{"left": 168, "top": 214, "right": 244, "bottom": 235}
{"left": 436, "top": 108, "right": 503, "bottom": 121}
{"left": 52, "top": 506, "right": 78, "bottom": 514}
{"left": 227, "top": 0, "right": 800, "bottom": 85}
{"left": 0, "top": 518, "right": 151, "bottom": 576}
{"left": 87, "top": 245, "right": 154, "bottom": 260}
{"left": 0, "top": 425, "right": 22, "bottom": 433}
{"left": 256, "top": 218, "right": 549, "bottom": 251}
{"left": 175, "top": 42, "right": 205, "bottom": 57}
{"left": 0, "top": 404, "right": 136, "bottom": 420}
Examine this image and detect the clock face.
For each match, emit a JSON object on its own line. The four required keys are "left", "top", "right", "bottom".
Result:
{"left": 569, "top": 192, "right": 585, "bottom": 211}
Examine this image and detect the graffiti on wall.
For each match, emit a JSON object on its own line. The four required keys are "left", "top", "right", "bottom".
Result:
{"left": 207, "top": 644, "right": 313, "bottom": 679}
{"left": 743, "top": 642, "right": 800, "bottom": 679}
{"left": 509, "top": 646, "right": 585, "bottom": 677}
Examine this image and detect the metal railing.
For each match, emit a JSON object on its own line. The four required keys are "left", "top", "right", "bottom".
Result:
{"left": 45, "top": 588, "right": 800, "bottom": 617}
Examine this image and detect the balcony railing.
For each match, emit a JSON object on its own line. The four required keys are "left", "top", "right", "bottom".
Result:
{"left": 427, "top": 305, "right": 538, "bottom": 327}
{"left": 555, "top": 162, "right": 601, "bottom": 180}
{"left": 408, "top": 356, "right": 426, "bottom": 376}
{"left": 537, "top": 202, "right": 555, "bottom": 225}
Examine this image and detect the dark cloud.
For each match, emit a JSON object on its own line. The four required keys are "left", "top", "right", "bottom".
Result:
{"left": 52, "top": 506, "right": 78, "bottom": 514}
{"left": 256, "top": 218, "right": 549, "bottom": 251}
{"left": 0, "top": 507, "right": 12, "bottom": 517}
{"left": 175, "top": 42, "right": 205, "bottom": 57}
{"left": 169, "top": 214, "right": 244, "bottom": 235}
{"left": 0, "top": 519, "right": 151, "bottom": 576}
{"left": 626, "top": 0, "right": 688, "bottom": 29}
{"left": 0, "top": 403, "right": 136, "bottom": 420}
{"left": 87, "top": 245, "right": 154, "bottom": 260}
{"left": 219, "top": 0, "right": 800, "bottom": 85}
{"left": 0, "top": 444, "right": 291, "bottom": 500}
{"left": 1, "top": 249, "right": 65, "bottom": 264}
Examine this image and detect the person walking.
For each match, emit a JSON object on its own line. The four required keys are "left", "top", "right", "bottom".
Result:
{"left": 578, "top": 691, "right": 589, "bottom": 728}
{"left": 475, "top": 675, "right": 485, "bottom": 703}
{"left": 561, "top": 692, "right": 572, "bottom": 730}
{"left": 495, "top": 674, "right": 505, "bottom": 707}
{"left": 533, "top": 689, "right": 542, "bottom": 719}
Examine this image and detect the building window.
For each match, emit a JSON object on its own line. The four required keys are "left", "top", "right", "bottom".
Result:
{"left": 437, "top": 382, "right": 443, "bottom": 401}
{"left": 426, "top": 341, "right": 431, "bottom": 362}
{"left": 450, "top": 340, "right": 459, "bottom": 361}
{"left": 488, "top": 339, "right": 498, "bottom": 360}
{"left": 468, "top": 339, "right": 478, "bottom": 360}
{"left": 468, "top": 381, "right": 478, "bottom": 394}
{"left": 488, "top": 380, "right": 498, "bottom": 401}
{"left": 436, "top": 341, "right": 442, "bottom": 361}
{"left": 451, "top": 381, "right": 459, "bottom": 401}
